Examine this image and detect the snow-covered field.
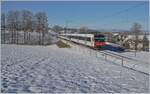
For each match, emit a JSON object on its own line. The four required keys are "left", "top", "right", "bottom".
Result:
{"left": 1, "top": 44, "right": 149, "bottom": 93}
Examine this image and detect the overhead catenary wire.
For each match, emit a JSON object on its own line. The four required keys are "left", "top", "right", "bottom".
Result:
{"left": 100, "top": 2, "right": 147, "bottom": 21}
{"left": 98, "top": 2, "right": 148, "bottom": 30}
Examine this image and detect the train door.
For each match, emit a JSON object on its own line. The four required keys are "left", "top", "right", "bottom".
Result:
{"left": 94, "top": 34, "right": 105, "bottom": 49}
{"left": 91, "top": 36, "right": 94, "bottom": 47}
{"left": 84, "top": 35, "right": 87, "bottom": 45}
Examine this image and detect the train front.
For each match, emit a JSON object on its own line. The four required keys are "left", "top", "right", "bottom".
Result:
{"left": 94, "top": 34, "right": 105, "bottom": 49}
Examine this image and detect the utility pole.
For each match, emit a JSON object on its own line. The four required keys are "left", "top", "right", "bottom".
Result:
{"left": 131, "top": 23, "right": 141, "bottom": 56}
{"left": 65, "top": 21, "right": 68, "bottom": 34}
{"left": 65, "top": 20, "right": 72, "bottom": 34}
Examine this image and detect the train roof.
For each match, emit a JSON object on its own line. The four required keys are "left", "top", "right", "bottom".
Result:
{"left": 61, "top": 34, "right": 94, "bottom": 37}
{"left": 60, "top": 33, "right": 104, "bottom": 37}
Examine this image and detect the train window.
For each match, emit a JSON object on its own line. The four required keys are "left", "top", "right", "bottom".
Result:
{"left": 86, "top": 37, "right": 91, "bottom": 41}
{"left": 95, "top": 37, "right": 105, "bottom": 40}
{"left": 95, "top": 36, "right": 105, "bottom": 42}
{"left": 68, "top": 35, "right": 91, "bottom": 42}
{"left": 95, "top": 35, "right": 104, "bottom": 37}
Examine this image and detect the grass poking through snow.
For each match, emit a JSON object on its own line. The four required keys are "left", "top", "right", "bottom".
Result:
{"left": 56, "top": 40, "right": 71, "bottom": 48}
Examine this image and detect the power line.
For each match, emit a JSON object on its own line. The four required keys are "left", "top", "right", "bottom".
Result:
{"left": 100, "top": 2, "right": 147, "bottom": 21}
{"left": 98, "top": 2, "right": 147, "bottom": 30}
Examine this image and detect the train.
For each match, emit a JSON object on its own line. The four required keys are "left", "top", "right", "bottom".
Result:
{"left": 59, "top": 33, "right": 105, "bottom": 49}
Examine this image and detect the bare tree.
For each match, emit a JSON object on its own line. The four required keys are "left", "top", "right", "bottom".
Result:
{"left": 28, "top": 17, "right": 34, "bottom": 44}
{"left": 1, "top": 12, "right": 6, "bottom": 43}
{"left": 41, "top": 13, "right": 48, "bottom": 45}
{"left": 142, "top": 33, "right": 149, "bottom": 51}
{"left": 3, "top": 10, "right": 49, "bottom": 45}
{"left": 35, "top": 13, "right": 42, "bottom": 45}
{"left": 131, "top": 23, "right": 141, "bottom": 56}
{"left": 25, "top": 11, "right": 33, "bottom": 44}
{"left": 21, "top": 10, "right": 33, "bottom": 44}
{"left": 1, "top": 13, "right": 6, "bottom": 29}
{"left": 6, "top": 11, "right": 16, "bottom": 43}
{"left": 35, "top": 12, "right": 48, "bottom": 45}
{"left": 13, "top": 10, "right": 20, "bottom": 44}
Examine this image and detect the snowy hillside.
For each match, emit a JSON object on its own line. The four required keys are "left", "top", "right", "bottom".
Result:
{"left": 1, "top": 44, "right": 149, "bottom": 93}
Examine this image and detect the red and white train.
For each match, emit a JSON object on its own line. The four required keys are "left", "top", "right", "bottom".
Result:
{"left": 59, "top": 33, "right": 105, "bottom": 49}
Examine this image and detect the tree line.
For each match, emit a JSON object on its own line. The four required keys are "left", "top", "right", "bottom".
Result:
{"left": 1, "top": 10, "right": 49, "bottom": 45}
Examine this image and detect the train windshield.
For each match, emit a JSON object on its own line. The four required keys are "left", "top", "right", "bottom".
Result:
{"left": 94, "top": 35, "right": 105, "bottom": 42}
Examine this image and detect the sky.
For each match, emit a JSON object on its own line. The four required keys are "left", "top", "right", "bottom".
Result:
{"left": 1, "top": 1, "right": 149, "bottom": 31}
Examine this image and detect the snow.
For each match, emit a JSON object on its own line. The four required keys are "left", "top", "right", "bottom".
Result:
{"left": 1, "top": 44, "right": 149, "bottom": 93}
{"left": 100, "top": 50, "right": 149, "bottom": 74}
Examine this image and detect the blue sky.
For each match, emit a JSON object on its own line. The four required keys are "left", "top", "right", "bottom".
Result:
{"left": 1, "top": 1, "right": 149, "bottom": 31}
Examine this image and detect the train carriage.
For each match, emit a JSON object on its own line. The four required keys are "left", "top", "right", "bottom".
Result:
{"left": 60, "top": 33, "right": 105, "bottom": 49}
